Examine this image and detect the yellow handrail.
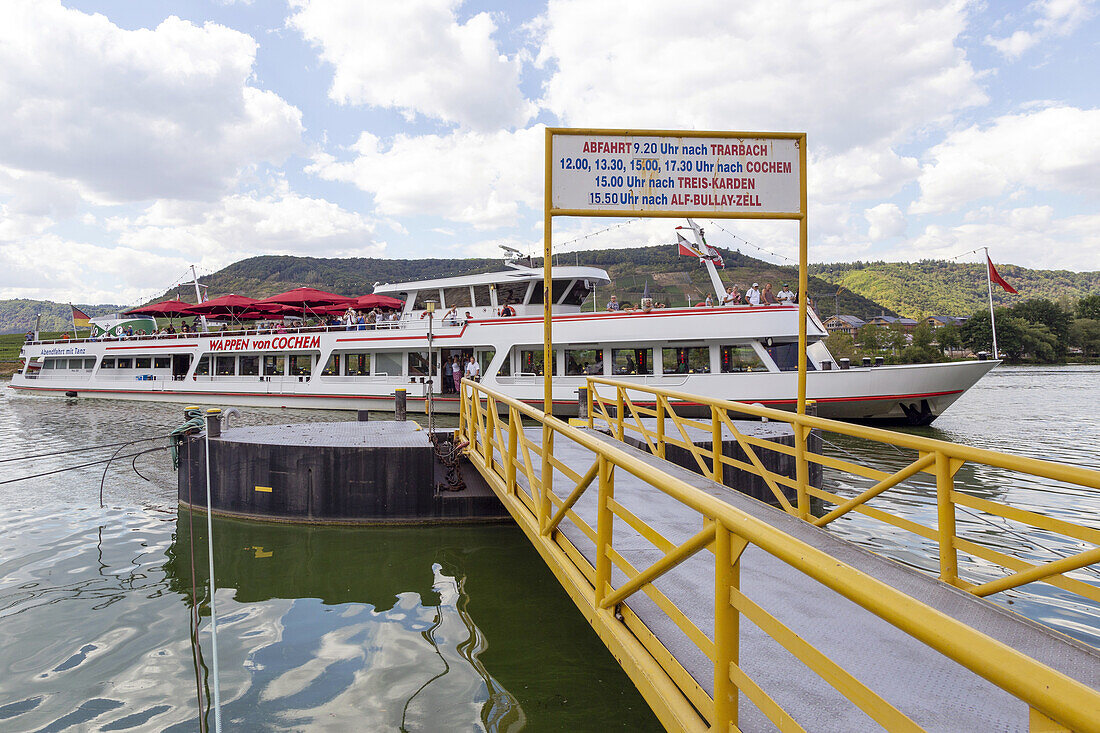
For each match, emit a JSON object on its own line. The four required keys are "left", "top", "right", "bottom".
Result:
{"left": 585, "top": 376, "right": 1100, "bottom": 597}
{"left": 459, "top": 378, "right": 1100, "bottom": 732}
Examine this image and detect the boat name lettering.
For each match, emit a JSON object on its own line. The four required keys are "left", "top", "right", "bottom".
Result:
{"left": 39, "top": 347, "right": 87, "bottom": 356}
{"left": 208, "top": 335, "right": 321, "bottom": 352}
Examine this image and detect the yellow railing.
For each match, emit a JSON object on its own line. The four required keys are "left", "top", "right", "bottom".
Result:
{"left": 584, "top": 376, "right": 1100, "bottom": 603}
{"left": 458, "top": 378, "right": 1100, "bottom": 732}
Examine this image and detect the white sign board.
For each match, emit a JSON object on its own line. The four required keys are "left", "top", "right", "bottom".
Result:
{"left": 550, "top": 133, "right": 801, "bottom": 216}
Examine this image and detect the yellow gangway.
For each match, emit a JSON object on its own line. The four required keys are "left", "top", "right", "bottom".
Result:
{"left": 458, "top": 377, "right": 1100, "bottom": 732}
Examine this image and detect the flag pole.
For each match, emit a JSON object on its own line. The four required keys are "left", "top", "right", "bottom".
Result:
{"left": 70, "top": 303, "right": 78, "bottom": 338}
{"left": 984, "top": 247, "right": 999, "bottom": 359}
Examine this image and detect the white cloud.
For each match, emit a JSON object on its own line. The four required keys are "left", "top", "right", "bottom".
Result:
{"left": 911, "top": 106, "right": 1100, "bottom": 214}
{"left": 985, "top": 0, "right": 1096, "bottom": 59}
{"left": 307, "top": 126, "right": 544, "bottom": 228}
{"left": 0, "top": 235, "right": 192, "bottom": 304}
{"left": 887, "top": 207, "right": 1100, "bottom": 270}
{"left": 865, "top": 203, "right": 907, "bottom": 241}
{"left": 811, "top": 147, "right": 920, "bottom": 203}
{"left": 0, "top": 1, "right": 303, "bottom": 203}
{"left": 289, "top": 0, "right": 535, "bottom": 131}
{"left": 112, "top": 190, "right": 382, "bottom": 266}
{"left": 537, "top": 0, "right": 986, "bottom": 151}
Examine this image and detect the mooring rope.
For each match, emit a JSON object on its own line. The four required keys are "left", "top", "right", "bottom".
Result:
{"left": 0, "top": 447, "right": 164, "bottom": 487}
{"left": 0, "top": 434, "right": 173, "bottom": 464}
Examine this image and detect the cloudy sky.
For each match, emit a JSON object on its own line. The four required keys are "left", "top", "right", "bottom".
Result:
{"left": 0, "top": 0, "right": 1097, "bottom": 305}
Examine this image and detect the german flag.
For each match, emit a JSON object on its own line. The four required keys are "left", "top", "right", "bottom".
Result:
{"left": 71, "top": 305, "right": 92, "bottom": 329}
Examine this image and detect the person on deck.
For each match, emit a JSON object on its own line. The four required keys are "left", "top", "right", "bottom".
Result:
{"left": 762, "top": 283, "right": 777, "bottom": 305}
{"left": 442, "top": 356, "right": 453, "bottom": 393}
{"left": 746, "top": 283, "right": 761, "bottom": 306}
{"left": 705, "top": 294, "right": 714, "bottom": 307}
{"left": 777, "top": 284, "right": 795, "bottom": 305}
{"left": 452, "top": 356, "right": 462, "bottom": 393}
{"left": 499, "top": 302, "right": 516, "bottom": 317}
{"left": 442, "top": 306, "right": 458, "bottom": 326}
{"left": 466, "top": 355, "right": 480, "bottom": 382}
{"left": 606, "top": 295, "right": 620, "bottom": 311}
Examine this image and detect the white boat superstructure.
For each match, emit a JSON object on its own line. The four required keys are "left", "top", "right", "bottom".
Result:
{"left": 10, "top": 258, "right": 996, "bottom": 424}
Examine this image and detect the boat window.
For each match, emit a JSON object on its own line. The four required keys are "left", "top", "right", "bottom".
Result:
{"left": 263, "top": 355, "right": 284, "bottom": 376}
{"left": 443, "top": 287, "right": 472, "bottom": 308}
{"left": 215, "top": 356, "right": 236, "bottom": 376}
{"left": 154, "top": 357, "right": 171, "bottom": 369}
{"left": 519, "top": 349, "right": 556, "bottom": 376}
{"left": 765, "top": 342, "right": 815, "bottom": 372}
{"left": 408, "top": 351, "right": 435, "bottom": 377}
{"left": 321, "top": 355, "right": 338, "bottom": 376}
{"left": 471, "top": 284, "right": 492, "bottom": 307}
{"left": 494, "top": 349, "right": 511, "bottom": 376}
{"left": 83, "top": 358, "right": 96, "bottom": 369}
{"left": 612, "top": 348, "right": 653, "bottom": 375}
{"left": 476, "top": 350, "right": 495, "bottom": 377}
{"left": 344, "top": 353, "right": 370, "bottom": 376}
{"left": 662, "top": 347, "right": 711, "bottom": 374}
{"left": 239, "top": 355, "right": 260, "bottom": 376}
{"left": 42, "top": 359, "right": 56, "bottom": 369}
{"left": 117, "top": 357, "right": 133, "bottom": 369}
{"left": 135, "top": 357, "right": 152, "bottom": 369}
{"left": 560, "top": 279, "right": 593, "bottom": 306}
{"left": 413, "top": 289, "right": 442, "bottom": 310}
{"left": 529, "top": 279, "right": 572, "bottom": 305}
{"left": 721, "top": 345, "right": 766, "bottom": 373}
{"left": 495, "top": 282, "right": 528, "bottom": 307}
{"left": 195, "top": 356, "right": 210, "bottom": 376}
{"left": 288, "top": 354, "right": 312, "bottom": 376}
{"left": 100, "top": 358, "right": 115, "bottom": 369}
{"left": 374, "top": 352, "right": 402, "bottom": 376}
{"left": 565, "top": 348, "right": 602, "bottom": 376}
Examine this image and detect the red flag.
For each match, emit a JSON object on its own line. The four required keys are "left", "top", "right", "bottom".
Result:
{"left": 676, "top": 233, "right": 701, "bottom": 258}
{"left": 987, "top": 256, "right": 1017, "bottom": 294}
{"left": 704, "top": 243, "right": 725, "bottom": 269}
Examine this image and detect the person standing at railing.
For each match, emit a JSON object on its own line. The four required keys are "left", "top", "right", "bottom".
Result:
{"left": 746, "top": 283, "right": 761, "bottom": 306}
{"left": 762, "top": 283, "right": 777, "bottom": 305}
{"left": 777, "top": 284, "right": 795, "bottom": 305}
{"left": 442, "top": 356, "right": 454, "bottom": 393}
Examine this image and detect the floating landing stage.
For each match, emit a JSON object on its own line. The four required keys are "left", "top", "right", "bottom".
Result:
{"left": 178, "top": 421, "right": 507, "bottom": 524}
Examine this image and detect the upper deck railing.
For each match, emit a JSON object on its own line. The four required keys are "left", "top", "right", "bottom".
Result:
{"left": 458, "top": 377, "right": 1100, "bottom": 731}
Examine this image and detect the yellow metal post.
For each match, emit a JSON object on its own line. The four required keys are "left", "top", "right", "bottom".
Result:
{"left": 795, "top": 133, "right": 810, "bottom": 519}
{"left": 616, "top": 386, "right": 625, "bottom": 441}
{"left": 656, "top": 397, "right": 666, "bottom": 460}
{"left": 713, "top": 521, "right": 738, "bottom": 729}
{"left": 540, "top": 428, "right": 554, "bottom": 531}
{"left": 595, "top": 455, "right": 615, "bottom": 607}
{"left": 711, "top": 407, "right": 723, "bottom": 482}
{"left": 586, "top": 386, "right": 594, "bottom": 429}
{"left": 936, "top": 451, "right": 960, "bottom": 586}
{"left": 484, "top": 397, "right": 496, "bottom": 469}
{"left": 506, "top": 407, "right": 518, "bottom": 496}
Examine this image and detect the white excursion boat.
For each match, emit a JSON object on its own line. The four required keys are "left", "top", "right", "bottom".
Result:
{"left": 9, "top": 224, "right": 997, "bottom": 425}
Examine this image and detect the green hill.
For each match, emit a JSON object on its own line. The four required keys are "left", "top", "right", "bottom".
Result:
{"left": 0, "top": 246, "right": 896, "bottom": 333}
{"left": 810, "top": 261, "right": 1100, "bottom": 319}
{"left": 0, "top": 300, "right": 123, "bottom": 335}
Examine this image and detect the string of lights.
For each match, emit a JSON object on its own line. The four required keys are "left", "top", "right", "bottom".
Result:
{"left": 706, "top": 220, "right": 796, "bottom": 264}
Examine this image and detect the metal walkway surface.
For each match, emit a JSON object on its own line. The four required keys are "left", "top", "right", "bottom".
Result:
{"left": 510, "top": 427, "right": 1100, "bottom": 731}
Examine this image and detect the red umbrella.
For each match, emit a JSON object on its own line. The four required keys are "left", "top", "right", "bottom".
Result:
{"left": 125, "top": 299, "right": 196, "bottom": 317}
{"left": 257, "top": 286, "right": 356, "bottom": 319}
{"left": 356, "top": 294, "right": 404, "bottom": 309}
{"left": 183, "top": 294, "right": 275, "bottom": 318}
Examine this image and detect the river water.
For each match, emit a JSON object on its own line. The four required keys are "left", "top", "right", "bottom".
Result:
{"left": 0, "top": 365, "right": 1097, "bottom": 731}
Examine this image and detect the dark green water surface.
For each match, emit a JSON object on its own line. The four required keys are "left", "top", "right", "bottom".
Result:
{"left": 0, "top": 397, "right": 657, "bottom": 731}
{"left": 1, "top": 365, "right": 1099, "bottom": 730}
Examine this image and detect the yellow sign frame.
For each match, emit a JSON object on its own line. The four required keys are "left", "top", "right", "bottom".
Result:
{"left": 543, "top": 127, "right": 810, "bottom": 514}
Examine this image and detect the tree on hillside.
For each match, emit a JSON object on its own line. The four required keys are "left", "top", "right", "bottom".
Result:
{"left": 1069, "top": 319, "right": 1100, "bottom": 357}
{"left": 1077, "top": 294, "right": 1100, "bottom": 321}
{"left": 902, "top": 323, "right": 941, "bottom": 363}
{"left": 1010, "top": 298, "right": 1072, "bottom": 349}
{"left": 961, "top": 308, "right": 1059, "bottom": 361}
{"left": 856, "top": 324, "right": 881, "bottom": 352}
{"left": 936, "top": 323, "right": 961, "bottom": 355}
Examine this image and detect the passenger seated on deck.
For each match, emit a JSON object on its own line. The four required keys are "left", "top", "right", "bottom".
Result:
{"left": 606, "top": 295, "right": 620, "bottom": 311}
{"left": 499, "top": 302, "right": 516, "bottom": 317}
